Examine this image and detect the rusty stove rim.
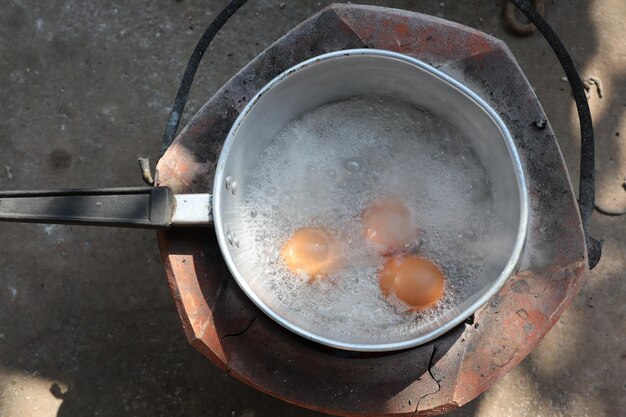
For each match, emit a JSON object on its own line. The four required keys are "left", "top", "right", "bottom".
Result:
{"left": 212, "top": 48, "right": 529, "bottom": 352}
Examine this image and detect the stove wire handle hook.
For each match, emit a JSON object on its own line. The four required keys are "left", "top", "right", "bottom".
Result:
{"left": 160, "top": 0, "right": 250, "bottom": 156}
{"left": 508, "top": 0, "right": 602, "bottom": 268}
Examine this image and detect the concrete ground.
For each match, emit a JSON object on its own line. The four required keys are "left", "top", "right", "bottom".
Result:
{"left": 0, "top": 0, "right": 624, "bottom": 416}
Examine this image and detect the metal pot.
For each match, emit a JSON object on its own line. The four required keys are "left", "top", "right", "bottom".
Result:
{"left": 1, "top": 49, "right": 529, "bottom": 351}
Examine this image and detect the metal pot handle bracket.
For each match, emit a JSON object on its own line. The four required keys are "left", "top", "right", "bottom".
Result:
{"left": 0, "top": 0, "right": 601, "bottom": 268}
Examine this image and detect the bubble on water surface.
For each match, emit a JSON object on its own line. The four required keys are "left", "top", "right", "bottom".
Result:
{"left": 239, "top": 96, "right": 495, "bottom": 340}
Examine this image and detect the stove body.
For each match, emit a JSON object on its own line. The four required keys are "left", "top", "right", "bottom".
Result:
{"left": 155, "top": 5, "right": 587, "bottom": 416}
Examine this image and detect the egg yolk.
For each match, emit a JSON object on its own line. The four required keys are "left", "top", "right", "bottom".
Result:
{"left": 379, "top": 255, "right": 445, "bottom": 310}
{"left": 281, "top": 227, "right": 342, "bottom": 279}
{"left": 362, "top": 198, "right": 416, "bottom": 254}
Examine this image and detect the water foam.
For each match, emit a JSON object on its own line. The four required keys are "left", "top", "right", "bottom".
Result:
{"left": 241, "top": 96, "right": 495, "bottom": 340}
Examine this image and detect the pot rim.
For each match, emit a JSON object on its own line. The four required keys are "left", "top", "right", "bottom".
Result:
{"left": 213, "top": 48, "right": 529, "bottom": 352}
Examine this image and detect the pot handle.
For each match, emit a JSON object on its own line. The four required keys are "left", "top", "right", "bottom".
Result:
{"left": 509, "top": 0, "right": 602, "bottom": 268}
{"left": 0, "top": 187, "right": 213, "bottom": 228}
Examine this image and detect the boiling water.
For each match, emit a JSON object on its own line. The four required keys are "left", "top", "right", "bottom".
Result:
{"left": 241, "top": 96, "right": 495, "bottom": 339}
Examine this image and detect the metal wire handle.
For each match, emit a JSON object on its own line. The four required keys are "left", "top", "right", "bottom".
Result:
{"left": 160, "top": 0, "right": 250, "bottom": 155}
{"left": 508, "top": 0, "right": 601, "bottom": 267}
{"left": 162, "top": 0, "right": 601, "bottom": 269}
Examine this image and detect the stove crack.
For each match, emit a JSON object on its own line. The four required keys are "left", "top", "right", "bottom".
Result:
{"left": 222, "top": 317, "right": 256, "bottom": 371}
{"left": 221, "top": 317, "right": 256, "bottom": 342}
{"left": 411, "top": 344, "right": 442, "bottom": 416}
